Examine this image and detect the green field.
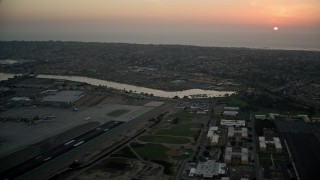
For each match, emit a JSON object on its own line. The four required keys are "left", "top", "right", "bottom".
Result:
{"left": 155, "top": 123, "right": 202, "bottom": 137}
{"left": 227, "top": 97, "right": 248, "bottom": 107}
{"left": 138, "top": 135, "right": 190, "bottom": 144}
{"left": 107, "top": 109, "right": 130, "bottom": 117}
{"left": 169, "top": 111, "right": 206, "bottom": 120}
{"left": 111, "top": 146, "right": 138, "bottom": 159}
{"left": 89, "top": 158, "right": 129, "bottom": 172}
{"left": 131, "top": 143, "right": 170, "bottom": 160}
{"left": 258, "top": 153, "right": 271, "bottom": 159}
{"left": 273, "top": 160, "right": 289, "bottom": 167}
{"left": 259, "top": 158, "right": 273, "bottom": 166}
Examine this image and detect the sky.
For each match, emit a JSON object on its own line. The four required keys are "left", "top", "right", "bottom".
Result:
{"left": 0, "top": 0, "right": 319, "bottom": 49}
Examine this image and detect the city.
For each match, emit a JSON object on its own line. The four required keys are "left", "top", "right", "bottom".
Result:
{"left": 1, "top": 0, "right": 320, "bottom": 180}
{"left": 0, "top": 42, "right": 319, "bottom": 179}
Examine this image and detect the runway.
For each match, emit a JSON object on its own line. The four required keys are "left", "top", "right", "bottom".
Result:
{"left": 0, "top": 121, "right": 124, "bottom": 180}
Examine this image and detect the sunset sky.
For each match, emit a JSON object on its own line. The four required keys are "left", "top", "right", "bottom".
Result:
{"left": 0, "top": 0, "right": 319, "bottom": 49}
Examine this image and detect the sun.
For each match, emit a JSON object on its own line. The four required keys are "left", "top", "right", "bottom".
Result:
{"left": 273, "top": 27, "right": 279, "bottom": 31}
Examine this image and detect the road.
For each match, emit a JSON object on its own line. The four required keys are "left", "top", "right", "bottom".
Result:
{"left": 250, "top": 113, "right": 262, "bottom": 180}
{"left": 176, "top": 117, "right": 208, "bottom": 180}
{"left": 0, "top": 121, "right": 124, "bottom": 180}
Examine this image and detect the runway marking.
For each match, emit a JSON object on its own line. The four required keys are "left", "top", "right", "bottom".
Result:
{"left": 64, "top": 140, "right": 75, "bottom": 145}
{"left": 43, "top": 157, "right": 51, "bottom": 161}
{"left": 73, "top": 141, "right": 84, "bottom": 147}
{"left": 35, "top": 156, "right": 42, "bottom": 160}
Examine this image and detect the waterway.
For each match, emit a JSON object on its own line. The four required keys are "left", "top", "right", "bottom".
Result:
{"left": 0, "top": 73, "right": 235, "bottom": 98}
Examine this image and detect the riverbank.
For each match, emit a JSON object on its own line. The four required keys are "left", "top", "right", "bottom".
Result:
{"left": 0, "top": 72, "right": 235, "bottom": 98}
{"left": 39, "top": 72, "right": 236, "bottom": 92}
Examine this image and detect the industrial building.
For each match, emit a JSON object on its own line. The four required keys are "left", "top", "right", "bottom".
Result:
{"left": 189, "top": 160, "right": 227, "bottom": 178}
{"left": 224, "top": 147, "right": 249, "bottom": 164}
{"left": 207, "top": 126, "right": 219, "bottom": 145}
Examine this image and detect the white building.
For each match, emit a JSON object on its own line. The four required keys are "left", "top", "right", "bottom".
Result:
{"left": 269, "top": 113, "right": 280, "bottom": 120}
{"left": 194, "top": 160, "right": 227, "bottom": 178}
{"left": 223, "top": 111, "right": 238, "bottom": 116}
{"left": 224, "top": 147, "right": 249, "bottom": 164}
{"left": 259, "top": 136, "right": 282, "bottom": 152}
{"left": 207, "top": 126, "right": 219, "bottom": 145}
{"left": 220, "top": 119, "right": 246, "bottom": 127}
{"left": 228, "top": 127, "right": 248, "bottom": 138}
{"left": 254, "top": 115, "right": 267, "bottom": 120}
{"left": 11, "top": 97, "right": 31, "bottom": 102}
{"left": 189, "top": 168, "right": 196, "bottom": 177}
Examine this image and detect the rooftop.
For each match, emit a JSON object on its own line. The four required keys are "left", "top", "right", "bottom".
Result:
{"left": 195, "top": 160, "right": 227, "bottom": 177}
{"left": 221, "top": 119, "right": 245, "bottom": 127}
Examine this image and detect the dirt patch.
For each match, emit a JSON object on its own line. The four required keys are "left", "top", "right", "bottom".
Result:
{"left": 75, "top": 158, "right": 165, "bottom": 180}
{"left": 166, "top": 150, "right": 179, "bottom": 156}
{"left": 107, "top": 109, "right": 130, "bottom": 117}
{"left": 189, "top": 128, "right": 201, "bottom": 131}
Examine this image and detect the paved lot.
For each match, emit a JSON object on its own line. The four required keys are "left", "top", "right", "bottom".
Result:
{"left": 0, "top": 121, "right": 124, "bottom": 180}
{"left": 15, "top": 102, "right": 172, "bottom": 180}
{"left": 276, "top": 120, "right": 320, "bottom": 135}
{"left": 281, "top": 133, "right": 320, "bottom": 180}
{"left": 0, "top": 103, "right": 153, "bottom": 157}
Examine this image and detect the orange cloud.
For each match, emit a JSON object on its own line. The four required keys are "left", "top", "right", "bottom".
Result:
{"left": 1, "top": 0, "right": 319, "bottom": 27}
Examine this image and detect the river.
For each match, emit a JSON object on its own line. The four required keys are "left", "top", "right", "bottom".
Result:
{"left": 0, "top": 73, "right": 235, "bottom": 98}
